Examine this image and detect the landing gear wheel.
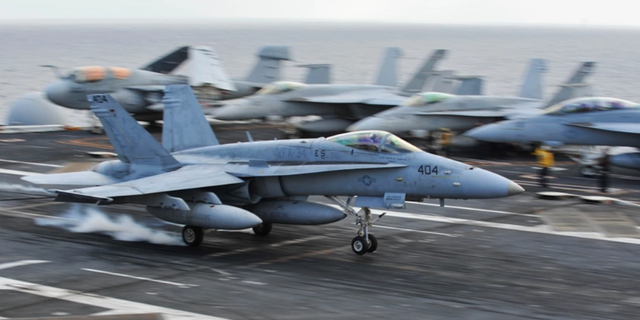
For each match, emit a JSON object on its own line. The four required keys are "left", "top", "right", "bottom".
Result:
{"left": 367, "top": 234, "right": 378, "bottom": 253}
{"left": 182, "top": 226, "right": 204, "bottom": 247}
{"left": 253, "top": 222, "right": 272, "bottom": 236}
{"left": 351, "top": 236, "right": 369, "bottom": 255}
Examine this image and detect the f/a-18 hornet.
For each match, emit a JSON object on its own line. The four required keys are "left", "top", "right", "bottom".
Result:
{"left": 465, "top": 96, "right": 640, "bottom": 171}
{"left": 23, "top": 85, "right": 523, "bottom": 255}
{"left": 348, "top": 61, "right": 595, "bottom": 139}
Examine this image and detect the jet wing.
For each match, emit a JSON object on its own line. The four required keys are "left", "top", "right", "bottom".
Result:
{"left": 225, "top": 162, "right": 407, "bottom": 178}
{"left": 416, "top": 110, "right": 507, "bottom": 118}
{"left": 565, "top": 122, "right": 640, "bottom": 135}
{"left": 126, "top": 85, "right": 167, "bottom": 92}
{"left": 55, "top": 165, "right": 244, "bottom": 202}
{"left": 288, "top": 91, "right": 404, "bottom": 106}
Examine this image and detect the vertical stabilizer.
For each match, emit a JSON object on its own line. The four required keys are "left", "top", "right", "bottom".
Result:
{"left": 299, "top": 64, "right": 331, "bottom": 84}
{"left": 141, "top": 46, "right": 189, "bottom": 74}
{"left": 373, "top": 47, "right": 403, "bottom": 86}
{"left": 401, "top": 49, "right": 447, "bottom": 94}
{"left": 545, "top": 62, "right": 596, "bottom": 107}
{"left": 429, "top": 70, "right": 455, "bottom": 93}
{"left": 162, "top": 85, "right": 219, "bottom": 152}
{"left": 88, "top": 94, "right": 180, "bottom": 168}
{"left": 245, "top": 46, "right": 291, "bottom": 84}
{"left": 188, "top": 46, "right": 236, "bottom": 91}
{"left": 454, "top": 76, "right": 484, "bottom": 95}
{"left": 518, "top": 59, "right": 547, "bottom": 99}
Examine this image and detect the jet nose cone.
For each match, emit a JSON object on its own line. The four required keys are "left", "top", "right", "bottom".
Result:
{"left": 508, "top": 181, "right": 525, "bottom": 196}
{"left": 213, "top": 99, "right": 261, "bottom": 121}
{"left": 464, "top": 124, "right": 503, "bottom": 142}
{"left": 462, "top": 168, "right": 524, "bottom": 198}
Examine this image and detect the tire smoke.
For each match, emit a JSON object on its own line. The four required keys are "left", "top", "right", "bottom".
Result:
{"left": 35, "top": 204, "right": 184, "bottom": 246}
{"left": 0, "top": 182, "right": 54, "bottom": 196}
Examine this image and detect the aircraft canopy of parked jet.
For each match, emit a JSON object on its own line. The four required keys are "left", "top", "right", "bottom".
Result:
{"left": 405, "top": 92, "right": 455, "bottom": 107}
{"left": 256, "top": 81, "right": 306, "bottom": 95}
{"left": 543, "top": 97, "right": 640, "bottom": 115}
{"left": 327, "top": 130, "right": 422, "bottom": 154}
{"left": 65, "top": 66, "right": 133, "bottom": 83}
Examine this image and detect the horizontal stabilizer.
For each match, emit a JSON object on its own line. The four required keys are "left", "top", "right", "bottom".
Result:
{"left": 55, "top": 190, "right": 113, "bottom": 204}
{"left": 188, "top": 46, "right": 236, "bottom": 91}
{"left": 22, "top": 171, "right": 120, "bottom": 189}
{"left": 55, "top": 165, "right": 245, "bottom": 200}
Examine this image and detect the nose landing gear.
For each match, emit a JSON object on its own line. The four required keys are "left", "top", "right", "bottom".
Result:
{"left": 327, "top": 196, "right": 385, "bottom": 256}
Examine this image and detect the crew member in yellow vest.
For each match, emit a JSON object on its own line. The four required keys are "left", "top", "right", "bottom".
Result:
{"left": 533, "top": 147, "right": 554, "bottom": 187}
{"left": 438, "top": 128, "right": 453, "bottom": 156}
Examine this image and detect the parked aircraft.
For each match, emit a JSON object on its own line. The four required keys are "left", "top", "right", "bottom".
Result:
{"left": 213, "top": 49, "right": 448, "bottom": 136}
{"left": 348, "top": 60, "right": 595, "bottom": 139}
{"left": 464, "top": 96, "right": 640, "bottom": 171}
{"left": 23, "top": 85, "right": 523, "bottom": 255}
{"left": 40, "top": 46, "right": 301, "bottom": 121}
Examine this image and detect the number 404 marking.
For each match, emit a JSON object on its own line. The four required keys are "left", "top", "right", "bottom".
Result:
{"left": 418, "top": 165, "right": 438, "bottom": 175}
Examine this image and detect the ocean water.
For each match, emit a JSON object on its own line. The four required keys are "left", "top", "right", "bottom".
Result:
{"left": 1, "top": 22, "right": 639, "bottom": 124}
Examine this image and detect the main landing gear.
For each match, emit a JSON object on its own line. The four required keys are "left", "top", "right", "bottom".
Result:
{"left": 182, "top": 223, "right": 273, "bottom": 247}
{"left": 328, "top": 196, "right": 386, "bottom": 256}
{"left": 182, "top": 225, "right": 204, "bottom": 247}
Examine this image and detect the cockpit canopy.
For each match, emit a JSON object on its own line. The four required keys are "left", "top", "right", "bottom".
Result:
{"left": 327, "top": 130, "right": 422, "bottom": 153}
{"left": 256, "top": 81, "right": 305, "bottom": 95}
{"left": 543, "top": 97, "right": 640, "bottom": 115}
{"left": 65, "top": 66, "right": 132, "bottom": 83}
{"left": 405, "top": 92, "right": 455, "bottom": 107}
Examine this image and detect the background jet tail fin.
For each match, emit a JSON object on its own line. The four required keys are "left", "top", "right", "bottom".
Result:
{"left": 88, "top": 94, "right": 180, "bottom": 168}
{"left": 454, "top": 76, "right": 484, "bottom": 95}
{"left": 518, "top": 58, "right": 547, "bottom": 99}
{"left": 544, "top": 62, "right": 596, "bottom": 107}
{"left": 245, "top": 45, "right": 291, "bottom": 84}
{"left": 140, "top": 46, "right": 190, "bottom": 74}
{"left": 162, "top": 85, "right": 220, "bottom": 152}
{"left": 188, "top": 46, "right": 236, "bottom": 92}
{"left": 427, "top": 70, "right": 455, "bottom": 93}
{"left": 401, "top": 49, "right": 447, "bottom": 94}
{"left": 373, "top": 47, "right": 403, "bottom": 87}
{"left": 299, "top": 64, "right": 331, "bottom": 84}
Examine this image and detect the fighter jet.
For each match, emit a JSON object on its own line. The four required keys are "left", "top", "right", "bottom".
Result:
{"left": 23, "top": 85, "right": 523, "bottom": 255}
{"left": 213, "top": 49, "right": 447, "bottom": 136}
{"left": 464, "top": 96, "right": 640, "bottom": 171}
{"left": 348, "top": 61, "right": 595, "bottom": 141}
{"left": 42, "top": 45, "right": 300, "bottom": 122}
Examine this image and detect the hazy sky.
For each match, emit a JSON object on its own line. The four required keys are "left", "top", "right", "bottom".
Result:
{"left": 1, "top": 0, "right": 638, "bottom": 27}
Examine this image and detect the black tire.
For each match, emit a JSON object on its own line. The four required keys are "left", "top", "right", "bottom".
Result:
{"left": 351, "top": 236, "right": 368, "bottom": 255}
{"left": 253, "top": 222, "right": 272, "bottom": 236}
{"left": 367, "top": 234, "right": 378, "bottom": 253}
{"left": 182, "top": 226, "right": 204, "bottom": 247}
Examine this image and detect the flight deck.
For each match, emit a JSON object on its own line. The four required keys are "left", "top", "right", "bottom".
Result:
{"left": 1, "top": 124, "right": 640, "bottom": 320}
